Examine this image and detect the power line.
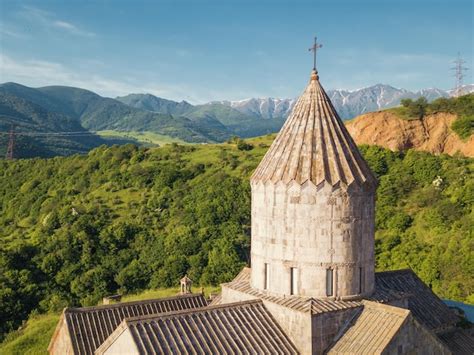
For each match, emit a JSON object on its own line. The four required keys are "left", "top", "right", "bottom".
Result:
{"left": 451, "top": 52, "right": 469, "bottom": 97}
{"left": 0, "top": 130, "right": 101, "bottom": 137}
{"left": 5, "top": 125, "right": 15, "bottom": 160}
{"left": 2, "top": 130, "right": 102, "bottom": 158}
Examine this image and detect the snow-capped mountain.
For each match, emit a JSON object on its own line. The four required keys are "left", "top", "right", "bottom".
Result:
{"left": 217, "top": 97, "right": 298, "bottom": 119}
{"left": 447, "top": 84, "right": 474, "bottom": 97}
{"left": 218, "top": 84, "right": 473, "bottom": 120}
{"left": 326, "top": 85, "right": 451, "bottom": 119}
{"left": 118, "top": 84, "right": 474, "bottom": 122}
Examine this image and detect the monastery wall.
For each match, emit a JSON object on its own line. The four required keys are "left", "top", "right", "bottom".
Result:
{"left": 98, "top": 328, "right": 139, "bottom": 355}
{"left": 220, "top": 284, "right": 258, "bottom": 304}
{"left": 262, "top": 301, "right": 313, "bottom": 355}
{"left": 48, "top": 316, "right": 74, "bottom": 355}
{"left": 311, "top": 308, "right": 360, "bottom": 355}
{"left": 383, "top": 315, "right": 451, "bottom": 355}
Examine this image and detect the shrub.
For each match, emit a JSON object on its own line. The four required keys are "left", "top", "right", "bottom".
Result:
{"left": 452, "top": 115, "right": 473, "bottom": 140}
{"left": 236, "top": 139, "right": 253, "bottom": 151}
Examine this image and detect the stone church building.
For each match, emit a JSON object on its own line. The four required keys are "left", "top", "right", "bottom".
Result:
{"left": 49, "top": 68, "right": 474, "bottom": 354}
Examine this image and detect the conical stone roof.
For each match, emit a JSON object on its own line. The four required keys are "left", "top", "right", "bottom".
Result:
{"left": 251, "top": 70, "right": 376, "bottom": 188}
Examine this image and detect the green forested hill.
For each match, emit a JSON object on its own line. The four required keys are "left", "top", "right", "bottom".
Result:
{"left": 0, "top": 82, "right": 284, "bottom": 158}
{"left": 0, "top": 137, "right": 473, "bottom": 341}
{"left": 0, "top": 87, "right": 109, "bottom": 158}
{"left": 37, "top": 85, "right": 230, "bottom": 141}
{"left": 0, "top": 83, "right": 230, "bottom": 158}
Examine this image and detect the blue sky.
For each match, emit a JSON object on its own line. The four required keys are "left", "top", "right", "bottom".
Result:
{"left": 0, "top": 0, "right": 472, "bottom": 102}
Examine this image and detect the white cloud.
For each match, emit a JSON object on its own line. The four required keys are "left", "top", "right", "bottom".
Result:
{"left": 0, "top": 53, "right": 226, "bottom": 103}
{"left": 19, "top": 5, "right": 95, "bottom": 37}
{"left": 21, "top": 5, "right": 51, "bottom": 18}
{"left": 53, "top": 20, "right": 95, "bottom": 37}
{"left": 0, "top": 53, "right": 148, "bottom": 97}
{"left": 53, "top": 20, "right": 76, "bottom": 30}
{"left": 0, "top": 27, "right": 29, "bottom": 39}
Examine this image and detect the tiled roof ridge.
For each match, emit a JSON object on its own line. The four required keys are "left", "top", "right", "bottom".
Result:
{"left": 64, "top": 293, "right": 205, "bottom": 313}
{"left": 124, "top": 299, "right": 263, "bottom": 325}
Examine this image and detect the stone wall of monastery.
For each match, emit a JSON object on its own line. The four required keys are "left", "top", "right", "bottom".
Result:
{"left": 383, "top": 315, "right": 451, "bottom": 355}
{"left": 311, "top": 308, "right": 360, "bottom": 354}
{"left": 250, "top": 181, "right": 375, "bottom": 299}
{"left": 261, "top": 301, "right": 313, "bottom": 355}
{"left": 48, "top": 317, "right": 74, "bottom": 355}
{"left": 98, "top": 328, "right": 139, "bottom": 355}
{"left": 220, "top": 284, "right": 258, "bottom": 304}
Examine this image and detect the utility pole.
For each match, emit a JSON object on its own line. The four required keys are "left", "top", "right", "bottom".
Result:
{"left": 5, "top": 125, "right": 15, "bottom": 160}
{"left": 451, "top": 52, "right": 469, "bottom": 97}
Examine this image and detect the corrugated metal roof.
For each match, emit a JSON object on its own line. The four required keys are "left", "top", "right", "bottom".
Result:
{"left": 375, "top": 269, "right": 459, "bottom": 332}
{"left": 96, "top": 300, "right": 299, "bottom": 355}
{"left": 327, "top": 301, "right": 410, "bottom": 354}
{"left": 438, "top": 328, "right": 474, "bottom": 355}
{"left": 251, "top": 70, "right": 376, "bottom": 188}
{"left": 63, "top": 293, "right": 207, "bottom": 355}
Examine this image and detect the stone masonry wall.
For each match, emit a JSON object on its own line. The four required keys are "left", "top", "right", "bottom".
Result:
{"left": 48, "top": 317, "right": 74, "bottom": 355}
{"left": 250, "top": 181, "right": 375, "bottom": 299}
{"left": 220, "top": 284, "right": 258, "bottom": 304}
{"left": 383, "top": 315, "right": 451, "bottom": 355}
{"left": 99, "top": 328, "right": 139, "bottom": 355}
{"left": 262, "top": 301, "right": 313, "bottom": 355}
{"left": 311, "top": 308, "right": 360, "bottom": 355}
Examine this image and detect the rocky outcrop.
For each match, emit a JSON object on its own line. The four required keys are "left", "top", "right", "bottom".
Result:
{"left": 346, "top": 111, "right": 474, "bottom": 157}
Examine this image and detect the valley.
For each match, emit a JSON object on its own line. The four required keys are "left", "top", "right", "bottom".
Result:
{"left": 96, "top": 130, "right": 186, "bottom": 146}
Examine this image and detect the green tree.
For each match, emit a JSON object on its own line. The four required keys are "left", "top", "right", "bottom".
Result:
{"left": 400, "top": 97, "right": 428, "bottom": 118}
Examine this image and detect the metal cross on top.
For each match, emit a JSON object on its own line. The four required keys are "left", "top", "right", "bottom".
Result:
{"left": 308, "top": 36, "right": 323, "bottom": 70}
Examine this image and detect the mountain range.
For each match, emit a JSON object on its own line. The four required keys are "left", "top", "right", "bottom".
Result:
{"left": 210, "top": 84, "right": 474, "bottom": 120}
{"left": 0, "top": 83, "right": 232, "bottom": 157}
{"left": 116, "top": 93, "right": 285, "bottom": 137}
{"left": 1, "top": 81, "right": 472, "bottom": 158}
